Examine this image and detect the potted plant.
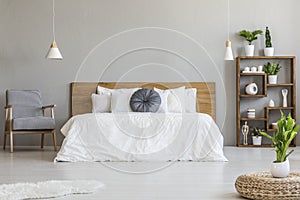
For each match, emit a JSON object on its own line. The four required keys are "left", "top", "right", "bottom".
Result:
{"left": 260, "top": 111, "right": 299, "bottom": 178}
{"left": 239, "top": 29, "right": 263, "bottom": 56}
{"left": 250, "top": 127, "right": 263, "bottom": 145}
{"left": 264, "top": 26, "right": 274, "bottom": 56}
{"left": 263, "top": 62, "right": 281, "bottom": 84}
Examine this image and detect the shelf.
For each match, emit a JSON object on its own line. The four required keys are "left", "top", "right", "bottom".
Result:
{"left": 236, "top": 56, "right": 296, "bottom": 148}
{"left": 266, "top": 107, "right": 294, "bottom": 110}
{"left": 240, "top": 72, "right": 265, "bottom": 76}
{"left": 267, "top": 83, "right": 294, "bottom": 87}
{"left": 240, "top": 94, "right": 266, "bottom": 98}
{"left": 238, "top": 144, "right": 273, "bottom": 148}
{"left": 238, "top": 144, "right": 296, "bottom": 147}
{"left": 240, "top": 118, "right": 267, "bottom": 121}
{"left": 238, "top": 56, "right": 295, "bottom": 59}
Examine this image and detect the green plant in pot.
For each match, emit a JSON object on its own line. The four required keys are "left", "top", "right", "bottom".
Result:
{"left": 250, "top": 127, "right": 264, "bottom": 145}
{"left": 239, "top": 29, "right": 263, "bottom": 56}
{"left": 264, "top": 26, "right": 274, "bottom": 56}
{"left": 263, "top": 62, "right": 281, "bottom": 84}
{"left": 260, "top": 111, "right": 299, "bottom": 178}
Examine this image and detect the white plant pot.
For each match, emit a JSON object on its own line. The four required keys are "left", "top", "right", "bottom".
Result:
{"left": 268, "top": 75, "right": 278, "bottom": 84}
{"left": 264, "top": 47, "right": 274, "bottom": 56}
{"left": 252, "top": 136, "right": 262, "bottom": 145}
{"left": 245, "top": 45, "right": 255, "bottom": 56}
{"left": 270, "top": 159, "right": 290, "bottom": 178}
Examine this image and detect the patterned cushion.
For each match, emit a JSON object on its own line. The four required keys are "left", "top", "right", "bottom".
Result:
{"left": 130, "top": 89, "right": 161, "bottom": 112}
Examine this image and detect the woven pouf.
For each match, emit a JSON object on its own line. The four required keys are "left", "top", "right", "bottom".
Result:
{"left": 235, "top": 172, "right": 300, "bottom": 200}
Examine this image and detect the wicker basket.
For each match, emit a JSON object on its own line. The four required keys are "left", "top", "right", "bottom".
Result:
{"left": 235, "top": 172, "right": 300, "bottom": 200}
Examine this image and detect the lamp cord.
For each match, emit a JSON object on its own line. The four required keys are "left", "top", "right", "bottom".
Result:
{"left": 227, "top": 0, "right": 230, "bottom": 40}
{"left": 52, "top": 0, "right": 55, "bottom": 41}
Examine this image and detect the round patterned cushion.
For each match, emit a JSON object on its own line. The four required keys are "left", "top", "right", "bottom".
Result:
{"left": 130, "top": 89, "right": 161, "bottom": 112}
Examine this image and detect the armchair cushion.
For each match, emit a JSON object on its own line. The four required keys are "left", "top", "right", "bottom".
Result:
{"left": 13, "top": 116, "right": 55, "bottom": 130}
{"left": 6, "top": 90, "right": 43, "bottom": 118}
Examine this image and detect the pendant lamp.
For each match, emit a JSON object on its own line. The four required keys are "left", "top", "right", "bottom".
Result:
{"left": 46, "top": 0, "right": 63, "bottom": 60}
{"left": 224, "top": 0, "right": 233, "bottom": 60}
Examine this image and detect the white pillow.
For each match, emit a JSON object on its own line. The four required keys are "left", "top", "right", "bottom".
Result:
{"left": 111, "top": 88, "right": 139, "bottom": 112}
{"left": 91, "top": 93, "right": 111, "bottom": 113}
{"left": 154, "top": 86, "right": 186, "bottom": 113}
{"left": 154, "top": 91, "right": 169, "bottom": 113}
{"left": 97, "top": 86, "right": 113, "bottom": 94}
{"left": 185, "top": 88, "right": 197, "bottom": 113}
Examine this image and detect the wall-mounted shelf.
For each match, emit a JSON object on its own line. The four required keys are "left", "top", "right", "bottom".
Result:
{"left": 267, "top": 83, "right": 294, "bottom": 87}
{"left": 238, "top": 144, "right": 273, "bottom": 148}
{"left": 240, "top": 94, "right": 266, "bottom": 98}
{"left": 266, "top": 107, "right": 294, "bottom": 110}
{"left": 238, "top": 56, "right": 295, "bottom": 59}
{"left": 241, "top": 73, "right": 265, "bottom": 76}
{"left": 236, "top": 56, "right": 296, "bottom": 147}
{"left": 240, "top": 118, "right": 267, "bottom": 121}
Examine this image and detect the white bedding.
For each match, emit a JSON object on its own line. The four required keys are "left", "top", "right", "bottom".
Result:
{"left": 55, "top": 113, "right": 227, "bottom": 162}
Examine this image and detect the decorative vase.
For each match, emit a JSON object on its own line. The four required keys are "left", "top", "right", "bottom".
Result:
{"left": 270, "top": 159, "right": 290, "bottom": 178}
{"left": 282, "top": 89, "right": 288, "bottom": 107}
{"left": 269, "top": 99, "right": 275, "bottom": 107}
{"left": 245, "top": 83, "right": 258, "bottom": 95}
{"left": 252, "top": 136, "right": 262, "bottom": 145}
{"left": 268, "top": 75, "right": 277, "bottom": 84}
{"left": 245, "top": 45, "right": 255, "bottom": 56}
{"left": 264, "top": 47, "right": 274, "bottom": 56}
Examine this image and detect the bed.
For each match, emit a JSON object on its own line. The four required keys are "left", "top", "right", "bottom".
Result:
{"left": 55, "top": 82, "right": 227, "bottom": 162}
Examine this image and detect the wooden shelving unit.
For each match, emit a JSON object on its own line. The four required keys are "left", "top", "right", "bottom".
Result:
{"left": 236, "top": 56, "right": 296, "bottom": 147}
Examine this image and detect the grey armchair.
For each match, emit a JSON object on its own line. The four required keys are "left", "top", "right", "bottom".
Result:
{"left": 3, "top": 90, "right": 57, "bottom": 152}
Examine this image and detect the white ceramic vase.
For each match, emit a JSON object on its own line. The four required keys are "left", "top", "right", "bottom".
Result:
{"left": 245, "top": 45, "right": 255, "bottom": 56}
{"left": 245, "top": 83, "right": 258, "bottom": 95}
{"left": 268, "top": 75, "right": 277, "bottom": 84}
{"left": 264, "top": 47, "right": 274, "bottom": 56}
{"left": 270, "top": 159, "right": 290, "bottom": 178}
{"left": 252, "top": 136, "right": 262, "bottom": 145}
{"left": 269, "top": 99, "right": 275, "bottom": 107}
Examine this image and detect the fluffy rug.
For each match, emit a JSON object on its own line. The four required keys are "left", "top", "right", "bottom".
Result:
{"left": 0, "top": 180, "right": 104, "bottom": 200}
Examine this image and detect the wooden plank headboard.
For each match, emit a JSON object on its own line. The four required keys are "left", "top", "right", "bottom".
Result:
{"left": 70, "top": 82, "right": 216, "bottom": 120}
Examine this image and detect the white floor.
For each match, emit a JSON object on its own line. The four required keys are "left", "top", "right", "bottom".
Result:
{"left": 1, "top": 147, "right": 300, "bottom": 200}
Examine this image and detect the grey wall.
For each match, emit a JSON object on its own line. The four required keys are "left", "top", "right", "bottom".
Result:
{"left": 0, "top": 0, "right": 299, "bottom": 146}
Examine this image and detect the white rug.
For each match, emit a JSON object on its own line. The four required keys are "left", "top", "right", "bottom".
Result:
{"left": 0, "top": 180, "right": 104, "bottom": 200}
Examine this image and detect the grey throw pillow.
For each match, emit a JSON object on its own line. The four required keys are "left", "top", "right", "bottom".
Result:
{"left": 130, "top": 89, "right": 161, "bottom": 112}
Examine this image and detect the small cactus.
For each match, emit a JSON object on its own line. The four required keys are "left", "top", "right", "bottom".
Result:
{"left": 265, "top": 27, "right": 272, "bottom": 48}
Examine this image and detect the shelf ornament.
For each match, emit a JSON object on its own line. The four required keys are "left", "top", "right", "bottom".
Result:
{"left": 242, "top": 121, "right": 249, "bottom": 145}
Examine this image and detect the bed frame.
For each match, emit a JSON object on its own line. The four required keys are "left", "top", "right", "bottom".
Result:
{"left": 70, "top": 82, "right": 216, "bottom": 120}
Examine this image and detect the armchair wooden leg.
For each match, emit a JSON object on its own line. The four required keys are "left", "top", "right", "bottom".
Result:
{"left": 53, "top": 130, "right": 57, "bottom": 152}
{"left": 3, "top": 132, "right": 6, "bottom": 150}
{"left": 9, "top": 131, "right": 13, "bottom": 153}
{"left": 41, "top": 134, "right": 45, "bottom": 149}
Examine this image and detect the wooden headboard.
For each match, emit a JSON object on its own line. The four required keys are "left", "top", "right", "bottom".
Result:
{"left": 70, "top": 82, "right": 216, "bottom": 120}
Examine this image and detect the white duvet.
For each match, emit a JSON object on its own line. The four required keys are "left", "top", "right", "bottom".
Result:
{"left": 55, "top": 113, "right": 227, "bottom": 162}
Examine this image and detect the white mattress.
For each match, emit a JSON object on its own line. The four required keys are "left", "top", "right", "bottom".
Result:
{"left": 55, "top": 113, "right": 228, "bottom": 162}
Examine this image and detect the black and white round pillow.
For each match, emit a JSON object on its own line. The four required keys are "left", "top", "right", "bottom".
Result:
{"left": 130, "top": 88, "right": 161, "bottom": 112}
